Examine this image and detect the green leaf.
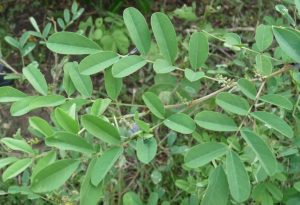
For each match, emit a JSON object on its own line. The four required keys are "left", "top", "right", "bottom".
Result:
{"left": 224, "top": 33, "right": 241, "bottom": 51}
{"left": 29, "top": 116, "right": 54, "bottom": 138}
{"left": 2, "top": 158, "right": 33, "bottom": 182}
{"left": 90, "top": 98, "right": 111, "bottom": 116}
{"left": 80, "top": 158, "right": 103, "bottom": 205}
{"left": 151, "top": 12, "right": 178, "bottom": 63}
{"left": 79, "top": 51, "right": 119, "bottom": 75}
{"left": 153, "top": 59, "right": 176, "bottom": 74}
{"left": 1, "top": 138, "right": 34, "bottom": 154}
{"left": 63, "top": 64, "right": 76, "bottom": 96}
{"left": 184, "top": 142, "right": 228, "bottom": 168}
{"left": 91, "top": 147, "right": 123, "bottom": 186}
{"left": 265, "top": 182, "right": 283, "bottom": 201}
{"left": 260, "top": 94, "right": 293, "bottom": 110}
{"left": 23, "top": 62, "right": 48, "bottom": 95}
{"left": 81, "top": 114, "right": 121, "bottom": 145}
{"left": 194, "top": 111, "right": 238, "bottom": 132}
{"left": 255, "top": 54, "right": 272, "bottom": 76}
{"left": 10, "top": 96, "right": 37, "bottom": 116}
{"left": 201, "top": 166, "right": 229, "bottom": 205}
{"left": 46, "top": 32, "right": 101, "bottom": 55}
{"left": 63, "top": 9, "right": 70, "bottom": 23}
{"left": 241, "top": 130, "right": 278, "bottom": 176}
{"left": 65, "top": 62, "right": 93, "bottom": 97}
{"left": 29, "top": 17, "right": 40, "bottom": 32}
{"left": 147, "top": 192, "right": 159, "bottom": 205}
{"left": 123, "top": 7, "right": 151, "bottom": 56}
{"left": 136, "top": 137, "right": 157, "bottom": 164}
{"left": 31, "top": 151, "right": 56, "bottom": 179}
{"left": 237, "top": 78, "right": 257, "bottom": 100}
{"left": 226, "top": 150, "right": 251, "bottom": 202}
{"left": 294, "top": 181, "right": 300, "bottom": 192}
{"left": 188, "top": 32, "right": 209, "bottom": 69}
{"left": 142, "top": 92, "right": 165, "bottom": 119}
{"left": 184, "top": 68, "right": 205, "bottom": 82}
{"left": 0, "top": 157, "right": 18, "bottom": 170}
{"left": 4, "top": 36, "right": 20, "bottom": 49}
{"left": 31, "top": 159, "right": 80, "bottom": 193}
{"left": 272, "top": 26, "right": 300, "bottom": 63}
{"left": 216, "top": 92, "right": 250, "bottom": 116}
{"left": 10, "top": 95, "right": 66, "bottom": 116}
{"left": 54, "top": 108, "right": 79, "bottom": 133}
{"left": 255, "top": 25, "right": 273, "bottom": 52}
{"left": 46, "top": 131, "right": 95, "bottom": 154}
{"left": 112, "top": 55, "right": 147, "bottom": 78}
{"left": 123, "top": 192, "right": 143, "bottom": 205}
{"left": 251, "top": 111, "right": 293, "bottom": 138}
{"left": 163, "top": 113, "right": 196, "bottom": 134}
{"left": 275, "top": 4, "right": 296, "bottom": 26}
{"left": 104, "top": 68, "right": 123, "bottom": 100}
{"left": 0, "top": 86, "right": 27, "bottom": 102}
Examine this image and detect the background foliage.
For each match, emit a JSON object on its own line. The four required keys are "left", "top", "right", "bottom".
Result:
{"left": 1, "top": 0, "right": 300, "bottom": 205}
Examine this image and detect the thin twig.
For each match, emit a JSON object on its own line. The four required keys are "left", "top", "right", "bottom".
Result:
{"left": 0, "top": 58, "right": 19, "bottom": 74}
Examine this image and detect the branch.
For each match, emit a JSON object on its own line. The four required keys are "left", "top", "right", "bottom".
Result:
{"left": 165, "top": 64, "right": 292, "bottom": 109}
{"left": 0, "top": 58, "right": 19, "bottom": 74}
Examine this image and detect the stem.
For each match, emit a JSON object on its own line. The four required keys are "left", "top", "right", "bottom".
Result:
{"left": 0, "top": 58, "right": 19, "bottom": 74}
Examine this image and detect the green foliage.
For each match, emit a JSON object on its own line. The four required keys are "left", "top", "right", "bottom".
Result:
{"left": 1, "top": 1, "right": 300, "bottom": 205}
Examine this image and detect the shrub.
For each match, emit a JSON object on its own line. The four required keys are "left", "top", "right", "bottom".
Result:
{"left": 1, "top": 2, "right": 300, "bottom": 205}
